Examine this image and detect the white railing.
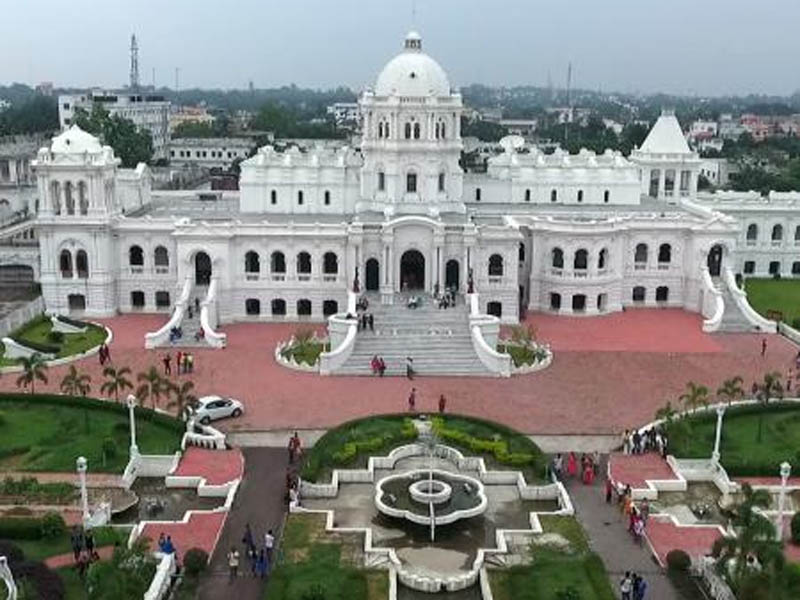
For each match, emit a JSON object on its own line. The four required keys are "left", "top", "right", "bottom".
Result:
{"left": 466, "top": 293, "right": 512, "bottom": 377}
{"left": 200, "top": 278, "right": 227, "bottom": 348}
{"left": 695, "top": 557, "right": 735, "bottom": 600}
{"left": 700, "top": 267, "right": 724, "bottom": 332}
{"left": 778, "top": 321, "right": 800, "bottom": 345}
{"left": 181, "top": 419, "right": 227, "bottom": 450}
{"left": 143, "top": 553, "right": 176, "bottom": 600}
{"left": 319, "top": 291, "right": 358, "bottom": 375}
{"left": 0, "top": 296, "right": 44, "bottom": 338}
{"left": 145, "top": 274, "right": 193, "bottom": 349}
{"left": 723, "top": 267, "right": 777, "bottom": 332}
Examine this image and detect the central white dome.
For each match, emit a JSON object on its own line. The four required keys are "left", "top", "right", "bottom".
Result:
{"left": 374, "top": 31, "right": 451, "bottom": 97}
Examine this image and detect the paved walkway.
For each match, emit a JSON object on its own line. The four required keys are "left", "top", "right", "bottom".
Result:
{"left": 44, "top": 545, "right": 114, "bottom": 568}
{"left": 564, "top": 460, "right": 679, "bottom": 600}
{"left": 197, "top": 448, "right": 288, "bottom": 600}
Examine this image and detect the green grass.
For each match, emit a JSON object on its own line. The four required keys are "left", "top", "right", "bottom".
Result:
{"left": 12, "top": 526, "right": 125, "bottom": 562}
{"left": 300, "top": 414, "right": 417, "bottom": 482}
{"left": 58, "top": 566, "right": 88, "bottom": 600}
{"left": 0, "top": 395, "right": 182, "bottom": 473}
{"left": 0, "top": 314, "right": 107, "bottom": 366}
{"left": 666, "top": 402, "right": 800, "bottom": 476}
{"left": 265, "top": 514, "right": 388, "bottom": 600}
{"left": 744, "top": 278, "right": 800, "bottom": 326}
{"left": 490, "top": 517, "right": 614, "bottom": 600}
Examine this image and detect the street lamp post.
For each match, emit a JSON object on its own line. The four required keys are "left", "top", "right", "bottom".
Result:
{"left": 776, "top": 461, "right": 791, "bottom": 541}
{"left": 711, "top": 404, "right": 726, "bottom": 465}
{"left": 76, "top": 456, "right": 89, "bottom": 526}
{"left": 126, "top": 394, "right": 139, "bottom": 458}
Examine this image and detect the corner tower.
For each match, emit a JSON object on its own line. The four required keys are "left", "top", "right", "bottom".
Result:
{"left": 358, "top": 31, "right": 464, "bottom": 216}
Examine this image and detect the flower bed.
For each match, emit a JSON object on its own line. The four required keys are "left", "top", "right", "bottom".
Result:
{"left": 1, "top": 313, "right": 107, "bottom": 366}
{"left": 0, "top": 477, "right": 75, "bottom": 505}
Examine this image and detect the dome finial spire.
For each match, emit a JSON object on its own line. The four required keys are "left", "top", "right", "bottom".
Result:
{"left": 405, "top": 30, "right": 422, "bottom": 51}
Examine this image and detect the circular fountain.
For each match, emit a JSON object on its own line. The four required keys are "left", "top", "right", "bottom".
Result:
{"left": 409, "top": 478, "right": 452, "bottom": 505}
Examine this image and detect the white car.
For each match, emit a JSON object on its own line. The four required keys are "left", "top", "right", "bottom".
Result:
{"left": 190, "top": 395, "right": 244, "bottom": 424}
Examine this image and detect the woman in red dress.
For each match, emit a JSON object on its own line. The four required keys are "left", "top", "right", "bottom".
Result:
{"left": 567, "top": 452, "right": 577, "bottom": 478}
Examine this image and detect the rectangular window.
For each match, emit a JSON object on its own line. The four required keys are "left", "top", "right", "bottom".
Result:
{"left": 475, "top": 187, "right": 481, "bottom": 201}
{"left": 406, "top": 173, "right": 417, "bottom": 193}
{"left": 769, "top": 261, "right": 780, "bottom": 275}
{"left": 378, "top": 172, "right": 385, "bottom": 191}
{"left": 744, "top": 261, "right": 755, "bottom": 274}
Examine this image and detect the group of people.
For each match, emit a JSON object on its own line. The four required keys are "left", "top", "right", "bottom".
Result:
{"left": 161, "top": 351, "right": 195, "bottom": 375}
{"left": 622, "top": 427, "right": 668, "bottom": 458}
{"left": 619, "top": 570, "right": 648, "bottom": 600}
{"left": 287, "top": 431, "right": 303, "bottom": 464}
{"left": 435, "top": 287, "right": 458, "bottom": 309}
{"left": 157, "top": 532, "right": 177, "bottom": 556}
{"left": 97, "top": 343, "right": 112, "bottom": 365}
{"left": 370, "top": 355, "right": 387, "bottom": 376}
{"left": 405, "top": 388, "right": 447, "bottom": 413}
{"left": 551, "top": 451, "right": 600, "bottom": 485}
{"left": 229, "top": 523, "right": 274, "bottom": 581}
{"left": 285, "top": 467, "right": 300, "bottom": 507}
{"left": 70, "top": 525, "right": 100, "bottom": 577}
{"left": 168, "top": 325, "right": 184, "bottom": 344}
{"left": 607, "top": 478, "right": 650, "bottom": 546}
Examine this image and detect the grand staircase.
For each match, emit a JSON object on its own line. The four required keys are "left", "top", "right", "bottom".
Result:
{"left": 716, "top": 284, "right": 755, "bottom": 332}
{"left": 333, "top": 294, "right": 492, "bottom": 376}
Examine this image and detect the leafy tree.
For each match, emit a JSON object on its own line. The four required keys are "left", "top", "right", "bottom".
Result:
{"left": 73, "top": 105, "right": 153, "bottom": 167}
{"left": 717, "top": 376, "right": 744, "bottom": 406}
{"left": 86, "top": 538, "right": 156, "bottom": 600}
{"left": 679, "top": 381, "right": 710, "bottom": 414}
{"left": 167, "top": 380, "right": 197, "bottom": 420}
{"left": 0, "top": 94, "right": 58, "bottom": 135}
{"left": 172, "top": 119, "right": 229, "bottom": 139}
{"left": 460, "top": 117, "right": 508, "bottom": 142}
{"left": 250, "top": 102, "right": 342, "bottom": 139}
{"left": 100, "top": 365, "right": 133, "bottom": 403}
{"left": 60, "top": 364, "right": 91, "bottom": 396}
{"left": 136, "top": 366, "right": 167, "bottom": 409}
{"left": 16, "top": 353, "right": 48, "bottom": 394}
{"left": 754, "top": 372, "right": 783, "bottom": 442}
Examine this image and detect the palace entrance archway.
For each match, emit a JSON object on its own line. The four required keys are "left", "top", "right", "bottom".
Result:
{"left": 400, "top": 250, "right": 425, "bottom": 291}
{"left": 445, "top": 259, "right": 459, "bottom": 290}
{"left": 365, "top": 258, "right": 380, "bottom": 291}
{"left": 195, "top": 251, "right": 212, "bottom": 286}
{"left": 707, "top": 244, "right": 723, "bottom": 277}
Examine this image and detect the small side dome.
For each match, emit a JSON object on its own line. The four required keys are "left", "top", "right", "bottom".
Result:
{"left": 51, "top": 125, "right": 103, "bottom": 154}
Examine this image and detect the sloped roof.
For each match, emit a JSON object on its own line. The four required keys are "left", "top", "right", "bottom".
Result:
{"left": 640, "top": 112, "right": 691, "bottom": 154}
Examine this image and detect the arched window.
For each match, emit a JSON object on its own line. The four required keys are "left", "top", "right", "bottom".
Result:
{"left": 746, "top": 223, "right": 758, "bottom": 241}
{"left": 324, "top": 190, "right": 331, "bottom": 205}
{"left": 574, "top": 249, "right": 588, "bottom": 270}
{"left": 297, "top": 299, "right": 312, "bottom": 316}
{"left": 384, "top": 122, "right": 390, "bottom": 139}
{"left": 604, "top": 190, "right": 610, "bottom": 203}
{"left": 525, "top": 189, "right": 531, "bottom": 202}
{"left": 598, "top": 248, "right": 608, "bottom": 270}
{"left": 518, "top": 242, "right": 525, "bottom": 263}
{"left": 323, "top": 300, "right": 339, "bottom": 316}
{"left": 129, "top": 245, "right": 144, "bottom": 267}
{"left": 656, "top": 286, "right": 669, "bottom": 302}
{"left": 406, "top": 172, "right": 417, "bottom": 193}
{"left": 271, "top": 298, "right": 286, "bottom": 316}
{"left": 154, "top": 246, "right": 169, "bottom": 269}
{"left": 270, "top": 190, "right": 277, "bottom": 205}
{"left": 552, "top": 247, "right": 564, "bottom": 269}
{"left": 297, "top": 190, "right": 304, "bottom": 205}
{"left": 378, "top": 122, "right": 384, "bottom": 138}
{"left": 245, "top": 298, "right": 261, "bottom": 315}
{"left": 271, "top": 251, "right": 286, "bottom": 273}
{"left": 658, "top": 243, "right": 672, "bottom": 263}
{"left": 296, "top": 251, "right": 311, "bottom": 274}
{"left": 475, "top": 187, "right": 481, "bottom": 201}
{"left": 632, "top": 286, "right": 646, "bottom": 302}
{"left": 434, "top": 123, "right": 440, "bottom": 138}
{"left": 488, "top": 254, "right": 504, "bottom": 277}
{"left": 487, "top": 301, "right": 502, "bottom": 318}
{"left": 577, "top": 189, "right": 584, "bottom": 203}
{"left": 323, "top": 252, "right": 338, "bottom": 274}
{"left": 404, "top": 123, "right": 412, "bottom": 139}
{"left": 76, "top": 250, "right": 88, "bottom": 278}
{"left": 634, "top": 243, "right": 648, "bottom": 264}
{"left": 378, "top": 172, "right": 385, "bottom": 191}
{"left": 772, "top": 224, "right": 783, "bottom": 241}
{"left": 413, "top": 123, "right": 420, "bottom": 139}
{"left": 441, "top": 122, "right": 446, "bottom": 138}
{"left": 551, "top": 189, "right": 557, "bottom": 203}
{"left": 245, "top": 251, "right": 260, "bottom": 273}
{"left": 59, "top": 249, "right": 73, "bottom": 277}
{"left": 64, "top": 181, "right": 75, "bottom": 215}
{"left": 795, "top": 225, "right": 800, "bottom": 242}
{"left": 438, "top": 172, "right": 445, "bottom": 192}
{"left": 78, "top": 181, "right": 88, "bottom": 215}
{"left": 51, "top": 181, "right": 61, "bottom": 214}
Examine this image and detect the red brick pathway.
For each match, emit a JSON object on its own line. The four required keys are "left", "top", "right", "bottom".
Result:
{"left": 44, "top": 545, "right": 114, "bottom": 568}
{"left": 646, "top": 517, "right": 724, "bottom": 566}
{"left": 173, "top": 447, "right": 243, "bottom": 485}
{"left": 0, "top": 311, "right": 794, "bottom": 435}
{"left": 609, "top": 453, "right": 680, "bottom": 489}
{"left": 139, "top": 511, "right": 227, "bottom": 558}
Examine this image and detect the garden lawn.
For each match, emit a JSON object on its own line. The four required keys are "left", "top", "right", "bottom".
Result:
{"left": 666, "top": 403, "right": 800, "bottom": 475}
{"left": 744, "top": 278, "right": 800, "bottom": 326}
{"left": 264, "top": 513, "right": 387, "bottom": 600}
{"left": 57, "top": 566, "right": 87, "bottom": 600}
{"left": 11, "top": 526, "right": 125, "bottom": 562}
{"left": 1, "top": 315, "right": 106, "bottom": 366}
{"left": 0, "top": 397, "right": 182, "bottom": 473}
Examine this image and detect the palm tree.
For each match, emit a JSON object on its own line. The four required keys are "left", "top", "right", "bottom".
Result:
{"left": 717, "top": 376, "right": 744, "bottom": 406}
{"left": 755, "top": 371, "right": 783, "bottom": 442}
{"left": 100, "top": 365, "right": 133, "bottom": 403}
{"left": 60, "top": 365, "right": 91, "bottom": 397}
{"left": 679, "top": 381, "right": 710, "bottom": 414}
{"left": 166, "top": 380, "right": 197, "bottom": 420}
{"left": 136, "top": 366, "right": 167, "bottom": 410}
{"left": 16, "top": 353, "right": 48, "bottom": 394}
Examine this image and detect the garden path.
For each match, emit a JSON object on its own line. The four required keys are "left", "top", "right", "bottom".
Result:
{"left": 197, "top": 447, "right": 288, "bottom": 600}
{"left": 564, "top": 458, "right": 680, "bottom": 600}
{"left": 43, "top": 545, "right": 114, "bottom": 569}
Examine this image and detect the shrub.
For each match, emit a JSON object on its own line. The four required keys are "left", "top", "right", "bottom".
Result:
{"left": 102, "top": 437, "right": 118, "bottom": 460}
{"left": 0, "top": 410, "right": 5, "bottom": 427}
{"left": 40, "top": 512, "right": 66, "bottom": 538}
{"left": 300, "top": 584, "right": 327, "bottom": 600}
{"left": 183, "top": 548, "right": 209, "bottom": 577}
{"left": 666, "top": 549, "right": 691, "bottom": 572}
{"left": 47, "top": 331, "right": 65, "bottom": 344}
{"left": 10, "top": 560, "right": 65, "bottom": 600}
{"left": 555, "top": 587, "right": 582, "bottom": 600}
{"left": 431, "top": 416, "right": 541, "bottom": 469}
{"left": 792, "top": 318, "right": 800, "bottom": 330}
{"left": 0, "top": 512, "right": 66, "bottom": 540}
{"left": 0, "top": 539, "right": 24, "bottom": 563}
{"left": 711, "top": 535, "right": 726, "bottom": 558}
{"left": 791, "top": 512, "right": 800, "bottom": 544}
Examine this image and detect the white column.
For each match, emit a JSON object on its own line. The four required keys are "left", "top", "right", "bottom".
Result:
{"left": 776, "top": 461, "right": 791, "bottom": 541}
{"left": 658, "top": 168, "right": 666, "bottom": 200}
{"left": 712, "top": 404, "right": 726, "bottom": 464}
{"left": 127, "top": 394, "right": 139, "bottom": 457}
{"left": 77, "top": 456, "right": 89, "bottom": 525}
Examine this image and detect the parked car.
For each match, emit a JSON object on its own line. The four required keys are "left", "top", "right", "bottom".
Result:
{"left": 189, "top": 395, "right": 244, "bottom": 424}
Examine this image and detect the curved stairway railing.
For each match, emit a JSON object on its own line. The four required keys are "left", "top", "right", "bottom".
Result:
{"left": 200, "top": 277, "right": 227, "bottom": 348}
{"left": 466, "top": 293, "right": 511, "bottom": 377}
{"left": 319, "top": 291, "right": 358, "bottom": 375}
{"left": 700, "top": 267, "right": 724, "bottom": 332}
{"left": 145, "top": 273, "right": 193, "bottom": 349}
{"left": 722, "top": 267, "right": 777, "bottom": 333}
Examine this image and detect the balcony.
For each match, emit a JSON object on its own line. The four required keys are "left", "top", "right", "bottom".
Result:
{"left": 746, "top": 239, "right": 757, "bottom": 247}
{"left": 297, "top": 274, "right": 311, "bottom": 282}
{"left": 573, "top": 269, "right": 588, "bottom": 278}
{"left": 271, "top": 274, "right": 286, "bottom": 282}
{"left": 550, "top": 268, "right": 564, "bottom": 277}
{"left": 77, "top": 270, "right": 88, "bottom": 279}
{"left": 634, "top": 262, "right": 647, "bottom": 271}
{"left": 771, "top": 240, "right": 782, "bottom": 247}
{"left": 488, "top": 276, "right": 502, "bottom": 284}
{"left": 130, "top": 266, "right": 144, "bottom": 275}
{"left": 245, "top": 273, "right": 259, "bottom": 281}
{"left": 323, "top": 275, "right": 337, "bottom": 283}
{"left": 657, "top": 263, "right": 670, "bottom": 271}
{"left": 61, "top": 270, "right": 73, "bottom": 279}
{"left": 155, "top": 267, "right": 169, "bottom": 274}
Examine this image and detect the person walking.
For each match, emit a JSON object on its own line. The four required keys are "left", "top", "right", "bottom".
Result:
{"left": 406, "top": 356, "right": 415, "bottom": 380}
{"left": 71, "top": 526, "right": 83, "bottom": 562}
{"left": 264, "top": 529, "right": 275, "bottom": 563}
{"left": 255, "top": 547, "right": 268, "bottom": 578}
{"left": 620, "top": 571, "right": 633, "bottom": 600}
{"left": 551, "top": 453, "right": 563, "bottom": 480}
{"left": 242, "top": 523, "right": 256, "bottom": 557}
{"left": 227, "top": 546, "right": 240, "bottom": 582}
{"left": 407, "top": 388, "right": 416, "bottom": 412}
{"left": 438, "top": 394, "right": 446, "bottom": 414}
{"left": 761, "top": 337, "right": 767, "bottom": 357}
{"left": 176, "top": 351, "right": 183, "bottom": 375}
{"left": 605, "top": 477, "right": 613, "bottom": 503}
{"left": 633, "top": 574, "right": 647, "bottom": 600}
{"left": 163, "top": 353, "right": 172, "bottom": 376}
{"left": 368, "top": 313, "right": 374, "bottom": 332}
{"left": 85, "top": 529, "right": 96, "bottom": 559}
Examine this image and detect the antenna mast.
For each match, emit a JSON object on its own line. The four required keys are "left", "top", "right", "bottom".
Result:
{"left": 129, "top": 34, "right": 140, "bottom": 91}
{"left": 564, "top": 62, "right": 572, "bottom": 144}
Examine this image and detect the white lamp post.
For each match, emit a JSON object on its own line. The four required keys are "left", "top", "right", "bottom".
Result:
{"left": 712, "top": 404, "right": 726, "bottom": 465}
{"left": 126, "top": 394, "right": 139, "bottom": 458}
{"left": 776, "top": 461, "right": 791, "bottom": 541}
{"left": 76, "top": 456, "right": 89, "bottom": 526}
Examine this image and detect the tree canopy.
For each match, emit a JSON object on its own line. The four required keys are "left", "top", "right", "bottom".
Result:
{"left": 0, "top": 94, "right": 58, "bottom": 135}
{"left": 250, "top": 102, "right": 343, "bottom": 139}
{"left": 73, "top": 105, "right": 153, "bottom": 167}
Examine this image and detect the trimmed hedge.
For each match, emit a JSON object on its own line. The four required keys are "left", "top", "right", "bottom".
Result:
{"left": 331, "top": 419, "right": 417, "bottom": 463}
{"left": 0, "top": 477, "right": 74, "bottom": 504}
{"left": 666, "top": 549, "right": 691, "bottom": 572}
{"left": 0, "top": 512, "right": 66, "bottom": 540}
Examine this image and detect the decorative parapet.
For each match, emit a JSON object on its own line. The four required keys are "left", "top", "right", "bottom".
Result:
{"left": 466, "top": 293, "right": 512, "bottom": 377}
{"left": 143, "top": 552, "right": 177, "bottom": 600}
{"left": 50, "top": 315, "right": 87, "bottom": 334}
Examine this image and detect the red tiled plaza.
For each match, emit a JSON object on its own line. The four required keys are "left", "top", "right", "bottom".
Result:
{"left": 1, "top": 309, "right": 795, "bottom": 435}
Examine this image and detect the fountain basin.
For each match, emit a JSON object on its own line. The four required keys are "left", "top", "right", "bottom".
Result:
{"left": 375, "top": 469, "right": 487, "bottom": 526}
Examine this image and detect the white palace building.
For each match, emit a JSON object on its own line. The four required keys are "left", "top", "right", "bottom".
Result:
{"left": 8, "top": 31, "right": 798, "bottom": 372}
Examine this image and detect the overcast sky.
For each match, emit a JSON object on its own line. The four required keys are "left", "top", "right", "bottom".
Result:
{"left": 2, "top": 0, "right": 799, "bottom": 96}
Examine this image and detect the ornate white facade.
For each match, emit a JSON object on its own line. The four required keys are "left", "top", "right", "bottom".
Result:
{"left": 25, "top": 32, "right": 800, "bottom": 332}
